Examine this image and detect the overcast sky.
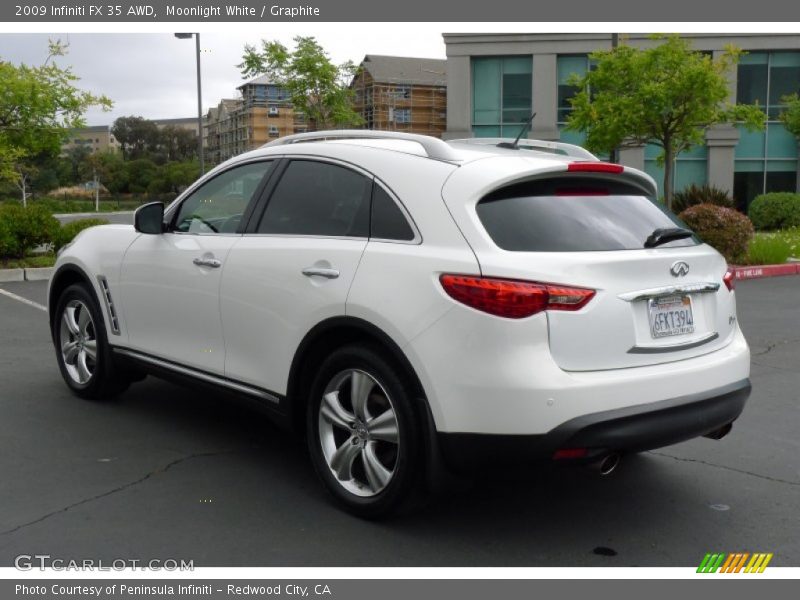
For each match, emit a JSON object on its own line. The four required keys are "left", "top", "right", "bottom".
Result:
{"left": 0, "top": 30, "right": 447, "bottom": 125}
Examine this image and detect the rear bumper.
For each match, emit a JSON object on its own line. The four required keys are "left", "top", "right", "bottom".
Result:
{"left": 437, "top": 379, "right": 751, "bottom": 473}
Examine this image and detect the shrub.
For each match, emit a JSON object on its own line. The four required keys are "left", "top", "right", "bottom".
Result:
{"left": 0, "top": 204, "right": 60, "bottom": 259}
{"left": 748, "top": 192, "right": 800, "bottom": 231}
{"left": 678, "top": 203, "right": 754, "bottom": 263}
{"left": 53, "top": 218, "right": 110, "bottom": 253}
{"left": 671, "top": 184, "right": 735, "bottom": 213}
{"left": 743, "top": 228, "right": 800, "bottom": 265}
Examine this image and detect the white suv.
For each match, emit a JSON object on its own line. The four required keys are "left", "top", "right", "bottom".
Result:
{"left": 49, "top": 131, "right": 751, "bottom": 517}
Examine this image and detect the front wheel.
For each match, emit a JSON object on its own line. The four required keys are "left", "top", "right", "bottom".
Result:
{"left": 306, "top": 345, "right": 423, "bottom": 518}
{"left": 54, "top": 283, "right": 129, "bottom": 400}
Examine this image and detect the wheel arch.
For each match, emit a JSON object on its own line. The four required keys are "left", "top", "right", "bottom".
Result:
{"left": 48, "top": 264, "right": 97, "bottom": 339}
{"left": 286, "top": 317, "right": 429, "bottom": 434}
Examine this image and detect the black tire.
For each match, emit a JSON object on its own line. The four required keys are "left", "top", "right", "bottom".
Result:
{"left": 306, "top": 344, "right": 424, "bottom": 519}
{"left": 53, "top": 283, "right": 129, "bottom": 400}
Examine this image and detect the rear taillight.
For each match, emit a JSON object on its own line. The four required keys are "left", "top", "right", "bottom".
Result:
{"left": 723, "top": 267, "right": 736, "bottom": 291}
{"left": 439, "top": 274, "right": 595, "bottom": 319}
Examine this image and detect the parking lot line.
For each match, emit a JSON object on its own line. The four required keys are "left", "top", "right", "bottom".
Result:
{"left": 0, "top": 287, "right": 47, "bottom": 312}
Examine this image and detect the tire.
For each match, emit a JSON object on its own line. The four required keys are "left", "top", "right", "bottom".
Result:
{"left": 53, "top": 283, "right": 129, "bottom": 400}
{"left": 306, "top": 344, "right": 424, "bottom": 518}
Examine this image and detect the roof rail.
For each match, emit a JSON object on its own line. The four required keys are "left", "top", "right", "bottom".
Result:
{"left": 263, "top": 130, "right": 462, "bottom": 162}
{"left": 449, "top": 137, "right": 598, "bottom": 161}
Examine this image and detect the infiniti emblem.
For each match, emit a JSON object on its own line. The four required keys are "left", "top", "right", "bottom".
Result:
{"left": 670, "top": 261, "right": 690, "bottom": 277}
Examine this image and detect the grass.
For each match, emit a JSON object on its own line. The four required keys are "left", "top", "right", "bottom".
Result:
{"left": 0, "top": 254, "right": 56, "bottom": 269}
{"left": 1, "top": 197, "right": 165, "bottom": 214}
{"left": 743, "top": 228, "right": 800, "bottom": 265}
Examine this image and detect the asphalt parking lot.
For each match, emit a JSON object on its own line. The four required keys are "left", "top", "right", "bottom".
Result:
{"left": 0, "top": 277, "right": 798, "bottom": 567}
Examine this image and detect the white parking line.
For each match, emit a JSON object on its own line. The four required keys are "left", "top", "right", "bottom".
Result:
{"left": 0, "top": 288, "right": 47, "bottom": 312}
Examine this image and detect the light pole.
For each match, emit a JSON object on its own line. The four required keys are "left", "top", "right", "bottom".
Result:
{"left": 175, "top": 33, "right": 204, "bottom": 175}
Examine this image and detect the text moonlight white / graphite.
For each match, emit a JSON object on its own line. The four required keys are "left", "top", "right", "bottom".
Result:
{"left": 165, "top": 5, "right": 322, "bottom": 18}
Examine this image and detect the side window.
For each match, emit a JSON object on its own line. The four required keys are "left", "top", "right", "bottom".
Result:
{"left": 257, "top": 160, "right": 371, "bottom": 237}
{"left": 370, "top": 184, "right": 415, "bottom": 241}
{"left": 173, "top": 161, "right": 273, "bottom": 234}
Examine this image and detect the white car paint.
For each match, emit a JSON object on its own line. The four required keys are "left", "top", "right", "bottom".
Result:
{"left": 50, "top": 132, "right": 750, "bottom": 442}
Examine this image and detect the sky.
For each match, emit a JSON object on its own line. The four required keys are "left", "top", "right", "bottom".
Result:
{"left": 0, "top": 30, "right": 447, "bottom": 126}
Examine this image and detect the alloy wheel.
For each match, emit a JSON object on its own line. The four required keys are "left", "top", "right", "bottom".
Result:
{"left": 59, "top": 299, "right": 97, "bottom": 385}
{"left": 317, "top": 369, "right": 400, "bottom": 497}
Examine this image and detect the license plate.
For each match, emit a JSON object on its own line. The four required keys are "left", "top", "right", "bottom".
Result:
{"left": 648, "top": 295, "right": 694, "bottom": 338}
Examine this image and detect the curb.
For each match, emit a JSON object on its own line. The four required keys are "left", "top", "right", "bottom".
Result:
{"left": 0, "top": 268, "right": 25, "bottom": 283}
{"left": 732, "top": 264, "right": 800, "bottom": 280}
{"left": 24, "top": 267, "right": 54, "bottom": 281}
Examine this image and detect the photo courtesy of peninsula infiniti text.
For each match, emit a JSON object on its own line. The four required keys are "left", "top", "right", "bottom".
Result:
{"left": 48, "top": 130, "right": 752, "bottom": 517}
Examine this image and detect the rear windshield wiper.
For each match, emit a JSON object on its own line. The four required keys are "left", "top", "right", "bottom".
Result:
{"left": 644, "top": 227, "right": 694, "bottom": 248}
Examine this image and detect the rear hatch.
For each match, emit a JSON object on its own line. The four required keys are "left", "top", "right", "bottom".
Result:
{"left": 442, "top": 161, "right": 737, "bottom": 371}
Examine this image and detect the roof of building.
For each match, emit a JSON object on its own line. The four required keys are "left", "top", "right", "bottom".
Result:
{"left": 72, "top": 125, "right": 111, "bottom": 133}
{"left": 359, "top": 55, "right": 447, "bottom": 86}
{"left": 153, "top": 117, "right": 197, "bottom": 126}
{"left": 237, "top": 74, "right": 280, "bottom": 89}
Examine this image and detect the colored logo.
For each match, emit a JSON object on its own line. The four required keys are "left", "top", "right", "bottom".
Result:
{"left": 697, "top": 552, "right": 773, "bottom": 573}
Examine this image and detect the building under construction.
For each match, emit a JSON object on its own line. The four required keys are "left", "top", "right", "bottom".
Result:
{"left": 351, "top": 55, "right": 447, "bottom": 138}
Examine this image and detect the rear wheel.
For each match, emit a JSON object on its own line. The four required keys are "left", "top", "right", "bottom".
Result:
{"left": 306, "top": 345, "right": 423, "bottom": 518}
{"left": 54, "top": 283, "right": 129, "bottom": 400}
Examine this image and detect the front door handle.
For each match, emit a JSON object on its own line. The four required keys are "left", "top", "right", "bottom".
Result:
{"left": 302, "top": 267, "right": 340, "bottom": 279}
{"left": 193, "top": 257, "right": 222, "bottom": 268}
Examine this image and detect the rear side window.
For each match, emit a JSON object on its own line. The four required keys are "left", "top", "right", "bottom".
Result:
{"left": 370, "top": 184, "right": 415, "bottom": 241}
{"left": 258, "top": 160, "right": 371, "bottom": 237}
{"left": 476, "top": 177, "right": 699, "bottom": 252}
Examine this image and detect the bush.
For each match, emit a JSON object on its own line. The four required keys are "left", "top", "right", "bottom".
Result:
{"left": 679, "top": 203, "right": 754, "bottom": 263}
{"left": 671, "top": 184, "right": 735, "bottom": 213}
{"left": 53, "top": 218, "right": 110, "bottom": 253}
{"left": 0, "top": 204, "right": 60, "bottom": 259}
{"left": 748, "top": 192, "right": 800, "bottom": 231}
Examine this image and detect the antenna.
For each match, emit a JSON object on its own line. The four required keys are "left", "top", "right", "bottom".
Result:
{"left": 496, "top": 113, "right": 537, "bottom": 150}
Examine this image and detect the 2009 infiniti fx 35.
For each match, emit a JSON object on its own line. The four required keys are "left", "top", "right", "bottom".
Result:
{"left": 49, "top": 130, "right": 751, "bottom": 517}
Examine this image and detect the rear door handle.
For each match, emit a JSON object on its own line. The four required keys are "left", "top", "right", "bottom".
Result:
{"left": 193, "top": 257, "right": 222, "bottom": 268}
{"left": 302, "top": 267, "right": 339, "bottom": 279}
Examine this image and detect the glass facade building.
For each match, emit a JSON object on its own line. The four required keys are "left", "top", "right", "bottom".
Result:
{"left": 444, "top": 34, "right": 800, "bottom": 209}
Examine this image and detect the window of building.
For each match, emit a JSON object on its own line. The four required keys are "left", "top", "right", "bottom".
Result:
{"left": 394, "top": 108, "right": 411, "bottom": 124}
{"left": 268, "top": 125, "right": 279, "bottom": 137}
{"left": 472, "top": 56, "right": 533, "bottom": 138}
{"left": 734, "top": 51, "right": 800, "bottom": 209}
{"left": 557, "top": 55, "right": 591, "bottom": 124}
{"left": 396, "top": 85, "right": 412, "bottom": 99}
{"left": 257, "top": 160, "right": 371, "bottom": 237}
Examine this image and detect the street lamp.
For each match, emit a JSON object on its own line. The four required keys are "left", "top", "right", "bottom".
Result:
{"left": 175, "top": 32, "right": 205, "bottom": 175}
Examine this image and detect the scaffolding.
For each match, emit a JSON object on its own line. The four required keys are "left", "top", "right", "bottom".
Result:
{"left": 354, "top": 76, "right": 447, "bottom": 138}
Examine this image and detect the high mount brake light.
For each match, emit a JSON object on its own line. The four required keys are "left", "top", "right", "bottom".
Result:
{"left": 439, "top": 275, "right": 596, "bottom": 319}
{"left": 567, "top": 162, "right": 624, "bottom": 174}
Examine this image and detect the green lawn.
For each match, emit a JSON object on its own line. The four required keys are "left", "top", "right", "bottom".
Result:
{"left": 0, "top": 254, "right": 56, "bottom": 269}
{"left": 744, "top": 228, "right": 800, "bottom": 265}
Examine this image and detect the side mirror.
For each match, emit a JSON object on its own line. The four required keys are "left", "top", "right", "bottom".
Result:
{"left": 134, "top": 202, "right": 165, "bottom": 234}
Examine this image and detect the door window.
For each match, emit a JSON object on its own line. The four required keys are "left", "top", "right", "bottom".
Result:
{"left": 173, "top": 161, "right": 273, "bottom": 234}
{"left": 257, "top": 160, "right": 371, "bottom": 237}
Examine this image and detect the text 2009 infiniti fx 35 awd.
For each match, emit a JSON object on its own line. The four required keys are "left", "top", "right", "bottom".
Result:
{"left": 49, "top": 131, "right": 751, "bottom": 517}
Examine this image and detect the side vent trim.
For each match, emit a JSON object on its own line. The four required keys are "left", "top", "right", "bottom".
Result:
{"left": 97, "top": 276, "right": 120, "bottom": 335}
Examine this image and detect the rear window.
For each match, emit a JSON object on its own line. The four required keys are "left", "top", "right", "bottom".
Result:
{"left": 476, "top": 177, "right": 699, "bottom": 252}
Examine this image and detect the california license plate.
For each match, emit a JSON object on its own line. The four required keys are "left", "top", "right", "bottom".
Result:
{"left": 648, "top": 295, "right": 694, "bottom": 338}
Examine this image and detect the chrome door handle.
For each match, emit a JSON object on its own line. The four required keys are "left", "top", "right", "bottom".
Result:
{"left": 193, "top": 257, "right": 222, "bottom": 268}
{"left": 302, "top": 267, "right": 339, "bottom": 279}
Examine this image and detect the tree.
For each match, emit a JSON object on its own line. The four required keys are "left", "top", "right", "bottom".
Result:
{"left": 111, "top": 116, "right": 160, "bottom": 159}
{"left": 565, "top": 35, "right": 765, "bottom": 208}
{"left": 780, "top": 94, "right": 800, "bottom": 138}
{"left": 0, "top": 40, "right": 112, "bottom": 205}
{"left": 239, "top": 36, "right": 362, "bottom": 130}
{"left": 159, "top": 125, "right": 197, "bottom": 162}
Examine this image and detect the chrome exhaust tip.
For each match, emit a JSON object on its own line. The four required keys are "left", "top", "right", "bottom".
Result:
{"left": 703, "top": 423, "right": 733, "bottom": 440}
{"left": 592, "top": 453, "right": 621, "bottom": 476}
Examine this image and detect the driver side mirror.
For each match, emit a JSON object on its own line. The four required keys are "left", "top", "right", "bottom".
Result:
{"left": 134, "top": 202, "right": 165, "bottom": 234}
